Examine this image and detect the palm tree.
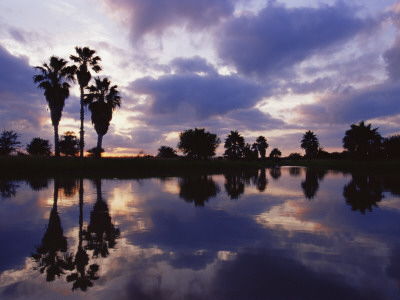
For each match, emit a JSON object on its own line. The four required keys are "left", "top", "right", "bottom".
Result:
{"left": 70, "top": 47, "right": 102, "bottom": 157}
{"left": 85, "top": 77, "right": 121, "bottom": 157}
{"left": 301, "top": 130, "right": 320, "bottom": 158}
{"left": 343, "top": 121, "right": 382, "bottom": 159}
{"left": 224, "top": 130, "right": 245, "bottom": 160}
{"left": 33, "top": 56, "right": 75, "bottom": 156}
{"left": 255, "top": 136, "right": 269, "bottom": 159}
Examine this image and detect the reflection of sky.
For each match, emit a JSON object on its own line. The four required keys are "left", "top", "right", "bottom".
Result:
{"left": 1, "top": 168, "right": 400, "bottom": 299}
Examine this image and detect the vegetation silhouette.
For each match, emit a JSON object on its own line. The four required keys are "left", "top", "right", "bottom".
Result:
{"left": 289, "top": 167, "right": 302, "bottom": 177}
{"left": 269, "top": 148, "right": 282, "bottom": 160}
{"left": 70, "top": 47, "right": 102, "bottom": 158}
{"left": 343, "top": 173, "right": 383, "bottom": 213}
{"left": 343, "top": 121, "right": 382, "bottom": 159}
{"left": 224, "top": 173, "right": 245, "bottom": 199}
{"left": 26, "top": 137, "right": 52, "bottom": 156}
{"left": 85, "top": 77, "right": 122, "bottom": 157}
{"left": 0, "top": 179, "right": 19, "bottom": 198}
{"left": 256, "top": 168, "right": 268, "bottom": 192}
{"left": 243, "top": 143, "right": 258, "bottom": 160}
{"left": 179, "top": 175, "right": 220, "bottom": 206}
{"left": 224, "top": 130, "right": 245, "bottom": 160}
{"left": 383, "top": 134, "right": 400, "bottom": 158}
{"left": 59, "top": 179, "right": 79, "bottom": 197}
{"left": 301, "top": 130, "right": 320, "bottom": 159}
{"left": 178, "top": 128, "right": 220, "bottom": 159}
{"left": 157, "top": 145, "right": 178, "bottom": 158}
{"left": 301, "top": 169, "right": 326, "bottom": 199}
{"left": 254, "top": 136, "right": 269, "bottom": 159}
{"left": 59, "top": 131, "right": 80, "bottom": 157}
{"left": 26, "top": 177, "right": 49, "bottom": 191}
{"left": 33, "top": 56, "right": 75, "bottom": 156}
{"left": 0, "top": 130, "right": 21, "bottom": 155}
{"left": 67, "top": 178, "right": 100, "bottom": 291}
{"left": 83, "top": 178, "right": 120, "bottom": 258}
{"left": 269, "top": 167, "right": 281, "bottom": 180}
{"left": 31, "top": 178, "right": 74, "bottom": 281}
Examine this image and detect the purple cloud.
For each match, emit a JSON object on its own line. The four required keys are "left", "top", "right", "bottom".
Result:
{"left": 131, "top": 72, "right": 265, "bottom": 119}
{"left": 216, "top": 2, "right": 376, "bottom": 77}
{"left": 103, "top": 0, "right": 235, "bottom": 41}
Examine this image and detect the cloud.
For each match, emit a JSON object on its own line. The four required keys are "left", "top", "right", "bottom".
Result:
{"left": 294, "top": 81, "right": 400, "bottom": 125}
{"left": 384, "top": 36, "right": 400, "bottom": 81}
{"left": 216, "top": 2, "right": 376, "bottom": 77}
{"left": 0, "top": 45, "right": 50, "bottom": 143}
{"left": 131, "top": 71, "right": 265, "bottom": 119}
{"left": 102, "top": 0, "right": 235, "bottom": 41}
{"left": 170, "top": 55, "right": 216, "bottom": 74}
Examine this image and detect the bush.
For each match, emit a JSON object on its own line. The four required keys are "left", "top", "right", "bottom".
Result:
{"left": 26, "top": 137, "right": 52, "bottom": 156}
{"left": 288, "top": 153, "right": 302, "bottom": 160}
{"left": 0, "top": 130, "right": 20, "bottom": 155}
{"left": 157, "top": 146, "right": 178, "bottom": 158}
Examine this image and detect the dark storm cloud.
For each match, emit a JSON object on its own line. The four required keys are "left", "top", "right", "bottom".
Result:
{"left": 217, "top": 2, "right": 376, "bottom": 77}
{"left": 0, "top": 45, "right": 45, "bottom": 131}
{"left": 294, "top": 81, "right": 400, "bottom": 125}
{"left": 131, "top": 72, "right": 265, "bottom": 119}
{"left": 103, "top": 0, "right": 235, "bottom": 41}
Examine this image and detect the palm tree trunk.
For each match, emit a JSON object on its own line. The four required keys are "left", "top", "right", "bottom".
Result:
{"left": 53, "top": 178, "right": 59, "bottom": 210}
{"left": 79, "top": 87, "right": 85, "bottom": 158}
{"left": 96, "top": 134, "right": 103, "bottom": 157}
{"left": 79, "top": 178, "right": 84, "bottom": 248}
{"left": 54, "top": 123, "right": 60, "bottom": 157}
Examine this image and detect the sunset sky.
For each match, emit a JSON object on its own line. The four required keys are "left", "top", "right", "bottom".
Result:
{"left": 1, "top": 0, "right": 399, "bottom": 156}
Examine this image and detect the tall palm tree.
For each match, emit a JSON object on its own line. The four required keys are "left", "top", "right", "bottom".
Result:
{"left": 33, "top": 56, "right": 75, "bottom": 156}
{"left": 224, "top": 130, "right": 245, "bottom": 160}
{"left": 301, "top": 130, "right": 320, "bottom": 158}
{"left": 85, "top": 77, "right": 121, "bottom": 157}
{"left": 70, "top": 47, "right": 102, "bottom": 157}
{"left": 255, "top": 136, "right": 269, "bottom": 159}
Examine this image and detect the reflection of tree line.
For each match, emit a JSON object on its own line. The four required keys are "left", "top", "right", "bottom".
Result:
{"left": 31, "top": 178, "right": 119, "bottom": 291}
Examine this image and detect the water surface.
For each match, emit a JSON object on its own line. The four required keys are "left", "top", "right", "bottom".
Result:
{"left": 1, "top": 167, "right": 400, "bottom": 299}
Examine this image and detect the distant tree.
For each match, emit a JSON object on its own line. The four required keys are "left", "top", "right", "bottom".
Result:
{"left": 301, "top": 130, "right": 320, "bottom": 158}
{"left": 157, "top": 146, "right": 178, "bottom": 158}
{"left": 85, "top": 77, "right": 121, "bottom": 157}
{"left": 70, "top": 47, "right": 102, "bottom": 158}
{"left": 243, "top": 143, "right": 258, "bottom": 160}
{"left": 59, "top": 131, "right": 80, "bottom": 157}
{"left": 0, "top": 130, "right": 21, "bottom": 155}
{"left": 177, "top": 128, "right": 220, "bottom": 159}
{"left": 254, "top": 136, "right": 269, "bottom": 159}
{"left": 343, "top": 121, "right": 382, "bottom": 159}
{"left": 383, "top": 134, "right": 400, "bottom": 158}
{"left": 288, "top": 152, "right": 302, "bottom": 160}
{"left": 33, "top": 56, "right": 76, "bottom": 156}
{"left": 26, "top": 137, "right": 52, "bottom": 156}
{"left": 224, "top": 130, "right": 245, "bottom": 160}
{"left": 269, "top": 148, "right": 282, "bottom": 159}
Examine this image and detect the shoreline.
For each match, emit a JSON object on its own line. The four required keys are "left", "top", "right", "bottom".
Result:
{"left": 1, "top": 156, "right": 399, "bottom": 178}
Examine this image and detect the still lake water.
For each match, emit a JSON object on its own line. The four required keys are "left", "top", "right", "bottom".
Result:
{"left": 0, "top": 167, "right": 400, "bottom": 299}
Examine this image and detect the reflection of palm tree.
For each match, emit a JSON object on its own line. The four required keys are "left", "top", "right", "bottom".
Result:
{"left": 301, "top": 169, "right": 326, "bottom": 200}
{"left": 31, "top": 178, "right": 74, "bottom": 281}
{"left": 343, "top": 174, "right": 383, "bottom": 214}
{"left": 289, "top": 167, "right": 301, "bottom": 177}
{"left": 269, "top": 168, "right": 281, "bottom": 180}
{"left": 256, "top": 169, "right": 268, "bottom": 192}
{"left": 224, "top": 173, "right": 245, "bottom": 199}
{"left": 26, "top": 178, "right": 48, "bottom": 191}
{"left": 83, "top": 178, "right": 120, "bottom": 258}
{"left": 179, "top": 175, "right": 220, "bottom": 206}
{"left": 0, "top": 180, "right": 19, "bottom": 198}
{"left": 59, "top": 179, "right": 79, "bottom": 197}
{"left": 67, "top": 178, "right": 99, "bottom": 291}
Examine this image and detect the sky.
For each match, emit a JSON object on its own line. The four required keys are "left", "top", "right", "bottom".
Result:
{"left": 0, "top": 0, "right": 400, "bottom": 156}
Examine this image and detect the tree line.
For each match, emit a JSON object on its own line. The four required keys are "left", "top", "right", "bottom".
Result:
{"left": 157, "top": 120, "right": 400, "bottom": 160}
{"left": 0, "top": 47, "right": 122, "bottom": 158}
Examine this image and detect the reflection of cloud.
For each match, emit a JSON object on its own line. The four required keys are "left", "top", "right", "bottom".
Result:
{"left": 255, "top": 201, "right": 323, "bottom": 233}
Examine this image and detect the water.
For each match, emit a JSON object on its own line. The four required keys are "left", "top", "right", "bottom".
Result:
{"left": 0, "top": 167, "right": 400, "bottom": 299}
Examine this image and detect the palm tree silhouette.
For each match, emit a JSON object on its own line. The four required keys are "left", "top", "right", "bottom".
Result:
{"left": 83, "top": 178, "right": 120, "bottom": 258}
{"left": 85, "top": 77, "right": 121, "bottom": 157}
{"left": 31, "top": 178, "right": 74, "bottom": 281}
{"left": 66, "top": 178, "right": 100, "bottom": 291}
{"left": 33, "top": 56, "right": 75, "bottom": 156}
{"left": 224, "top": 173, "right": 245, "bottom": 199}
{"left": 224, "top": 130, "right": 245, "bottom": 160}
{"left": 70, "top": 47, "right": 102, "bottom": 157}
